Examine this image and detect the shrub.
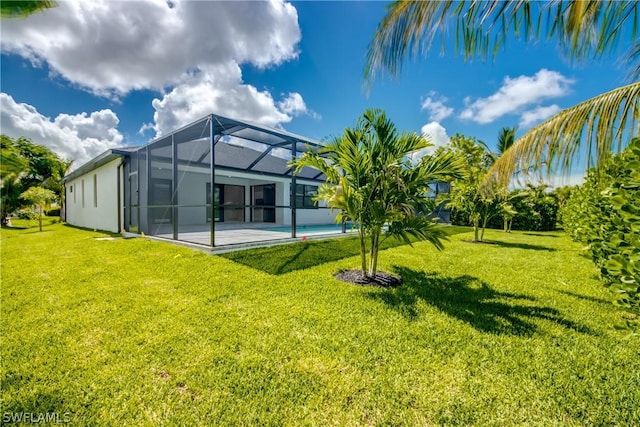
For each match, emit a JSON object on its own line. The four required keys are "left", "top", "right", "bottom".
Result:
{"left": 561, "top": 138, "right": 640, "bottom": 330}
{"left": 452, "top": 185, "right": 559, "bottom": 232}
{"left": 47, "top": 207, "right": 61, "bottom": 217}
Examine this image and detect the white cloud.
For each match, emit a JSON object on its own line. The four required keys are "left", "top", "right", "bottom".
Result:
{"left": 545, "top": 172, "right": 585, "bottom": 188}
{"left": 519, "top": 104, "right": 562, "bottom": 127}
{"left": 0, "top": 0, "right": 301, "bottom": 96}
{"left": 460, "top": 69, "right": 574, "bottom": 124}
{"left": 420, "top": 92, "right": 453, "bottom": 121}
{"left": 509, "top": 172, "right": 585, "bottom": 190}
{"left": 277, "top": 92, "right": 320, "bottom": 119}
{"left": 1, "top": 0, "right": 318, "bottom": 145}
{"left": 146, "top": 63, "right": 299, "bottom": 137}
{"left": 409, "top": 121, "right": 451, "bottom": 162}
{"left": 0, "top": 93, "right": 123, "bottom": 165}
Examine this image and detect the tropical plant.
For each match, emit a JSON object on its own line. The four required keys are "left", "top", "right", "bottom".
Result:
{"left": 552, "top": 185, "right": 574, "bottom": 213}
{"left": 19, "top": 186, "right": 56, "bottom": 231}
{"left": 1, "top": 0, "right": 56, "bottom": 18}
{"left": 1, "top": 135, "right": 70, "bottom": 219}
{"left": 289, "top": 108, "right": 464, "bottom": 278}
{"left": 0, "top": 144, "right": 27, "bottom": 180}
{"left": 365, "top": 1, "right": 639, "bottom": 182}
{"left": 439, "top": 133, "right": 501, "bottom": 242}
{"left": 496, "top": 126, "right": 517, "bottom": 158}
{"left": 494, "top": 186, "right": 521, "bottom": 233}
{"left": 500, "top": 202, "right": 517, "bottom": 233}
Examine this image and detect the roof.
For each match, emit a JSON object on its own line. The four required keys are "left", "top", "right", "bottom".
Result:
{"left": 65, "top": 113, "right": 328, "bottom": 182}
{"left": 63, "top": 148, "right": 131, "bottom": 182}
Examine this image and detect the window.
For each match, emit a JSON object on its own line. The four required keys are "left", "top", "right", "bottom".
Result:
{"left": 93, "top": 174, "right": 98, "bottom": 207}
{"left": 294, "top": 184, "right": 318, "bottom": 208}
{"left": 81, "top": 179, "right": 85, "bottom": 208}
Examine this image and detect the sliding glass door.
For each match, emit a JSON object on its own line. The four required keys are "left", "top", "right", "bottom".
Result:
{"left": 207, "top": 183, "right": 245, "bottom": 223}
{"left": 251, "top": 184, "right": 276, "bottom": 223}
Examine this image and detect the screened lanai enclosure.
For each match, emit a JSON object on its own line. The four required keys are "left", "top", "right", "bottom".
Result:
{"left": 123, "top": 114, "right": 344, "bottom": 247}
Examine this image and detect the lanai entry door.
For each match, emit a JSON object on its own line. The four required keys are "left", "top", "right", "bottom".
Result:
{"left": 127, "top": 172, "right": 138, "bottom": 232}
{"left": 207, "top": 183, "right": 245, "bottom": 223}
{"left": 251, "top": 184, "right": 276, "bottom": 223}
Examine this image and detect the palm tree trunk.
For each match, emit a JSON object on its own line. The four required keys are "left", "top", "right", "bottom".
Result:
{"left": 473, "top": 219, "right": 479, "bottom": 242}
{"left": 503, "top": 217, "right": 508, "bottom": 232}
{"left": 359, "top": 228, "right": 367, "bottom": 276}
{"left": 480, "top": 215, "right": 488, "bottom": 242}
{"left": 38, "top": 203, "right": 43, "bottom": 232}
{"left": 368, "top": 229, "right": 380, "bottom": 277}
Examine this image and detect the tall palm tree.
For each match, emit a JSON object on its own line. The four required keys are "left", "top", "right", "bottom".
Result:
{"left": 290, "top": 108, "right": 464, "bottom": 278}
{"left": 365, "top": 1, "right": 639, "bottom": 185}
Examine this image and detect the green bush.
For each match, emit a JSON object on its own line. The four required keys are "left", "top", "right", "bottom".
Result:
{"left": 47, "top": 207, "right": 60, "bottom": 216}
{"left": 561, "top": 138, "right": 640, "bottom": 330}
{"left": 16, "top": 207, "right": 36, "bottom": 220}
{"left": 452, "top": 185, "right": 559, "bottom": 232}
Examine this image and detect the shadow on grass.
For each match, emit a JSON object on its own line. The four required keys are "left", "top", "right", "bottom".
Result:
{"left": 62, "top": 223, "right": 120, "bottom": 237}
{"left": 220, "top": 226, "right": 471, "bottom": 275}
{"left": 366, "top": 267, "right": 594, "bottom": 336}
{"left": 556, "top": 289, "right": 612, "bottom": 305}
{"left": 523, "top": 232, "right": 560, "bottom": 238}
{"left": 486, "top": 240, "right": 557, "bottom": 252}
{"left": 0, "top": 226, "right": 30, "bottom": 231}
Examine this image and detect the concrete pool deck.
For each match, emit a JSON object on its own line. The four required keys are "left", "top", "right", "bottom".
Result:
{"left": 149, "top": 223, "right": 357, "bottom": 252}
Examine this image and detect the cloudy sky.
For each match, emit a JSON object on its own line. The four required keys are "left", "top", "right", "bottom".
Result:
{"left": 0, "top": 0, "right": 632, "bottom": 184}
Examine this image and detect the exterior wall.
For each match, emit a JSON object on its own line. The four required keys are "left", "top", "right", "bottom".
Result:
{"left": 65, "top": 159, "right": 121, "bottom": 232}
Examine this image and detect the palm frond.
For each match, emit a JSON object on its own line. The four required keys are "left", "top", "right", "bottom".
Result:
{"left": 497, "top": 126, "right": 517, "bottom": 154}
{"left": 486, "top": 81, "right": 640, "bottom": 187}
{"left": 1, "top": 0, "right": 56, "bottom": 18}
{"left": 364, "top": 0, "right": 639, "bottom": 86}
{"left": 419, "top": 150, "right": 467, "bottom": 183}
{"left": 0, "top": 149, "right": 27, "bottom": 181}
{"left": 386, "top": 214, "right": 447, "bottom": 249}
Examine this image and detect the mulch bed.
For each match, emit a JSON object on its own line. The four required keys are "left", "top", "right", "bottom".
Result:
{"left": 334, "top": 270, "right": 402, "bottom": 288}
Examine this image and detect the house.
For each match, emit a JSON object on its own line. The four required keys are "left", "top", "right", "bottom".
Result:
{"left": 64, "top": 114, "right": 338, "bottom": 247}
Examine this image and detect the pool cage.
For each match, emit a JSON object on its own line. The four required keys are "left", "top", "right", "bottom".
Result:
{"left": 123, "top": 114, "right": 344, "bottom": 247}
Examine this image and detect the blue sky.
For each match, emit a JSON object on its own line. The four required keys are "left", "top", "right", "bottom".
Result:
{"left": 0, "top": 1, "right": 632, "bottom": 185}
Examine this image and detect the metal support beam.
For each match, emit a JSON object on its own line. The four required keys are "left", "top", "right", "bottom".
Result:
{"left": 210, "top": 117, "right": 216, "bottom": 247}
{"left": 195, "top": 134, "right": 222, "bottom": 163}
{"left": 137, "top": 150, "right": 141, "bottom": 231}
{"left": 246, "top": 146, "right": 274, "bottom": 171}
{"left": 291, "top": 140, "right": 297, "bottom": 239}
{"left": 145, "top": 146, "right": 150, "bottom": 235}
{"left": 172, "top": 134, "right": 178, "bottom": 240}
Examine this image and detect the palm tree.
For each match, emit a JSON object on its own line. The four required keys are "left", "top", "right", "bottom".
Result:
{"left": 1, "top": 1, "right": 56, "bottom": 18}
{"left": 19, "top": 186, "right": 56, "bottom": 231}
{"left": 497, "top": 126, "right": 516, "bottom": 156}
{"left": 289, "top": 108, "right": 464, "bottom": 279}
{"left": 365, "top": 1, "right": 639, "bottom": 184}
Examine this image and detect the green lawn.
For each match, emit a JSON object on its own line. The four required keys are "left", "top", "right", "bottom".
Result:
{"left": 1, "top": 221, "right": 638, "bottom": 425}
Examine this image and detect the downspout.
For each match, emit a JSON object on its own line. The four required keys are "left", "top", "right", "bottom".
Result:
{"left": 116, "top": 157, "right": 125, "bottom": 233}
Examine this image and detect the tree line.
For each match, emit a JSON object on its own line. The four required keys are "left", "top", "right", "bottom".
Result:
{"left": 1, "top": 134, "right": 71, "bottom": 229}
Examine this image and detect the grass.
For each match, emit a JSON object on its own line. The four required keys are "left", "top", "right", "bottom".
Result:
{"left": 1, "top": 220, "right": 639, "bottom": 425}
